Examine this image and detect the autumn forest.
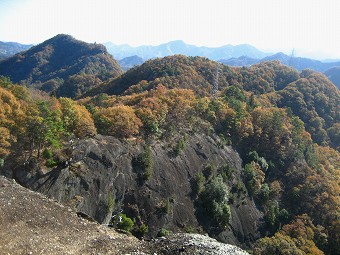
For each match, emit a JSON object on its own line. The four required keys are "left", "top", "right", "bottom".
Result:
{"left": 0, "top": 35, "right": 339, "bottom": 255}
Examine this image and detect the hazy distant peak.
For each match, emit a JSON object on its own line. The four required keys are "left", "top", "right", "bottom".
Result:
{"left": 233, "top": 43, "right": 257, "bottom": 48}
{"left": 269, "top": 52, "right": 289, "bottom": 58}
{"left": 166, "top": 40, "right": 186, "bottom": 45}
{"left": 104, "top": 40, "right": 269, "bottom": 60}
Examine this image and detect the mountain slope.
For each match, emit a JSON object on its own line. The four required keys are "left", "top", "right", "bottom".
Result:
{"left": 0, "top": 34, "right": 123, "bottom": 98}
{"left": 85, "top": 55, "right": 300, "bottom": 97}
{"left": 275, "top": 71, "right": 340, "bottom": 146}
{"left": 324, "top": 66, "right": 340, "bottom": 89}
{"left": 86, "top": 55, "right": 339, "bottom": 150}
{"left": 105, "top": 40, "right": 269, "bottom": 60}
{"left": 85, "top": 55, "right": 226, "bottom": 96}
{"left": 0, "top": 41, "right": 32, "bottom": 60}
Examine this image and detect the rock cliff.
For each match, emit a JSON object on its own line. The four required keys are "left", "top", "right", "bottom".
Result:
{"left": 4, "top": 133, "right": 262, "bottom": 248}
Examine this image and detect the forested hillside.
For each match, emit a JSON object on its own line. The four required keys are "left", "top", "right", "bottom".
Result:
{"left": 0, "top": 54, "right": 339, "bottom": 255}
{"left": 86, "top": 56, "right": 339, "bottom": 151}
{"left": 0, "top": 34, "right": 122, "bottom": 98}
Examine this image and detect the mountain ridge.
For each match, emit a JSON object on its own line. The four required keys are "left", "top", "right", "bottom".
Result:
{"left": 105, "top": 40, "right": 270, "bottom": 60}
{"left": 0, "top": 34, "right": 123, "bottom": 98}
{"left": 3, "top": 36, "right": 339, "bottom": 90}
{"left": 219, "top": 52, "right": 340, "bottom": 89}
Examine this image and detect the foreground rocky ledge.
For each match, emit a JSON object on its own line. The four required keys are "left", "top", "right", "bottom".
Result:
{"left": 150, "top": 233, "right": 250, "bottom": 255}
{"left": 0, "top": 176, "right": 249, "bottom": 254}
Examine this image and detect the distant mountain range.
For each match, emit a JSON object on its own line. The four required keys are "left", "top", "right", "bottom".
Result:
{"left": 104, "top": 40, "right": 270, "bottom": 60}
{"left": 0, "top": 34, "right": 122, "bottom": 98}
{"left": 1, "top": 36, "right": 340, "bottom": 90}
{"left": 102, "top": 40, "right": 340, "bottom": 89}
{"left": 219, "top": 52, "right": 340, "bottom": 88}
{"left": 219, "top": 52, "right": 340, "bottom": 72}
{"left": 0, "top": 41, "right": 32, "bottom": 60}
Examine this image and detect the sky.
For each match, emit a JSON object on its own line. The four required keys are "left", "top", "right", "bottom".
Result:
{"left": 0, "top": 0, "right": 340, "bottom": 59}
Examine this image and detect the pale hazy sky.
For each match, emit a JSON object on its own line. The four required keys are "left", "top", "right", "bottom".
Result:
{"left": 0, "top": 0, "right": 339, "bottom": 59}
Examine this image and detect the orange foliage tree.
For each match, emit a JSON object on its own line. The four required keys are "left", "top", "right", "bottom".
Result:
{"left": 94, "top": 105, "right": 142, "bottom": 138}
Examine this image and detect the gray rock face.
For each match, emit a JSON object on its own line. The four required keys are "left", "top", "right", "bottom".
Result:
{"left": 151, "top": 233, "right": 250, "bottom": 255}
{"left": 6, "top": 133, "right": 262, "bottom": 248}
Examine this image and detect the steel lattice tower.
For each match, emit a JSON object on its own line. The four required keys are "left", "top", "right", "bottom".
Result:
{"left": 211, "top": 63, "right": 221, "bottom": 97}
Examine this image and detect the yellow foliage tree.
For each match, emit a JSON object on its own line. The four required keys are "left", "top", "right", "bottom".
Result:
{"left": 94, "top": 105, "right": 142, "bottom": 138}
{"left": 0, "top": 127, "right": 12, "bottom": 157}
{"left": 59, "top": 97, "right": 96, "bottom": 138}
{"left": 73, "top": 104, "right": 96, "bottom": 138}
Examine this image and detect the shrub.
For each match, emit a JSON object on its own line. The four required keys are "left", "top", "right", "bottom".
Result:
{"left": 199, "top": 175, "right": 231, "bottom": 228}
{"left": 258, "top": 183, "right": 270, "bottom": 204}
{"left": 133, "top": 223, "right": 149, "bottom": 238}
{"left": 174, "top": 137, "right": 186, "bottom": 156}
{"left": 45, "top": 158, "right": 58, "bottom": 167}
{"left": 203, "top": 163, "right": 215, "bottom": 180}
{"left": 106, "top": 194, "right": 115, "bottom": 215}
{"left": 164, "top": 198, "right": 171, "bottom": 214}
{"left": 193, "top": 172, "right": 206, "bottom": 195}
{"left": 219, "top": 163, "right": 234, "bottom": 181}
{"left": 117, "top": 214, "right": 134, "bottom": 232}
{"left": 184, "top": 225, "right": 195, "bottom": 233}
{"left": 135, "top": 145, "right": 154, "bottom": 180}
{"left": 243, "top": 161, "right": 265, "bottom": 196}
{"left": 42, "top": 149, "right": 53, "bottom": 159}
{"left": 212, "top": 201, "right": 231, "bottom": 227}
{"left": 158, "top": 228, "right": 172, "bottom": 237}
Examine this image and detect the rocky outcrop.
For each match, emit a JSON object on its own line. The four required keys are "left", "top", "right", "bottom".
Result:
{"left": 4, "top": 133, "right": 262, "bottom": 248}
{"left": 150, "top": 233, "right": 250, "bottom": 255}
